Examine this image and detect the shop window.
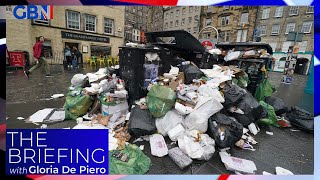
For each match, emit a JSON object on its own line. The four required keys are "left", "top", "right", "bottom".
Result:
{"left": 274, "top": 7, "right": 284, "bottom": 17}
{"left": 90, "top": 45, "right": 111, "bottom": 57}
{"left": 85, "top": 14, "right": 96, "bottom": 32}
{"left": 36, "top": 37, "right": 53, "bottom": 58}
{"left": 66, "top": 10, "right": 80, "bottom": 30}
{"left": 104, "top": 18, "right": 114, "bottom": 35}
{"left": 282, "top": 41, "right": 293, "bottom": 52}
{"left": 301, "top": 21, "right": 312, "bottom": 33}
{"left": 289, "top": 6, "right": 299, "bottom": 16}
{"left": 298, "top": 41, "right": 308, "bottom": 52}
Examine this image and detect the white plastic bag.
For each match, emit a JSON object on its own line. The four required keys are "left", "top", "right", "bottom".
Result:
{"left": 150, "top": 134, "right": 168, "bottom": 157}
{"left": 71, "top": 74, "right": 87, "bottom": 86}
{"left": 198, "top": 84, "right": 225, "bottom": 103}
{"left": 178, "top": 131, "right": 215, "bottom": 161}
{"left": 156, "top": 110, "right": 184, "bottom": 136}
{"left": 224, "top": 51, "right": 241, "bottom": 61}
{"left": 168, "top": 124, "right": 185, "bottom": 141}
{"left": 184, "top": 96, "right": 223, "bottom": 132}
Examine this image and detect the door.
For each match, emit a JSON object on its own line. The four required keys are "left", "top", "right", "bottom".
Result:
{"left": 65, "top": 42, "right": 79, "bottom": 51}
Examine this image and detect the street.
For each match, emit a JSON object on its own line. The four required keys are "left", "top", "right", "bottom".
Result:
{"left": 6, "top": 64, "right": 314, "bottom": 174}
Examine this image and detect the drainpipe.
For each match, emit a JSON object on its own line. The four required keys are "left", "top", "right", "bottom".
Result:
{"left": 253, "top": 7, "right": 259, "bottom": 41}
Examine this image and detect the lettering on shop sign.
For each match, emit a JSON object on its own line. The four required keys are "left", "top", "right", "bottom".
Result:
{"left": 61, "top": 31, "right": 110, "bottom": 43}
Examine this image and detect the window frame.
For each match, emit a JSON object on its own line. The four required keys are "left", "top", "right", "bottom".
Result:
{"left": 66, "top": 10, "right": 81, "bottom": 30}
{"left": 289, "top": 6, "right": 299, "bottom": 16}
{"left": 285, "top": 23, "right": 296, "bottom": 34}
{"left": 221, "top": 16, "right": 230, "bottom": 26}
{"left": 104, "top": 17, "right": 114, "bottom": 35}
{"left": 85, "top": 14, "right": 97, "bottom": 33}
{"left": 261, "top": 8, "right": 270, "bottom": 19}
{"left": 259, "top": 25, "right": 267, "bottom": 36}
{"left": 306, "top": 6, "right": 314, "bottom": 14}
{"left": 271, "top": 24, "right": 280, "bottom": 35}
{"left": 240, "top": 12, "right": 249, "bottom": 24}
{"left": 301, "top": 21, "right": 313, "bottom": 33}
{"left": 274, "top": 7, "right": 284, "bottom": 17}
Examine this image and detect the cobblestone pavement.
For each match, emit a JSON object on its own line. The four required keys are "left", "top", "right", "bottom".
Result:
{"left": 6, "top": 65, "right": 314, "bottom": 174}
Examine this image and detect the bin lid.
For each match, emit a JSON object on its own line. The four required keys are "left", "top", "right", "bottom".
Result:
{"left": 215, "top": 42, "right": 273, "bottom": 55}
{"left": 146, "top": 30, "right": 206, "bottom": 53}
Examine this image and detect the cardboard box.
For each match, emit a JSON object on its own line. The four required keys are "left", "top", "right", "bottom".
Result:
{"left": 168, "top": 72, "right": 185, "bottom": 91}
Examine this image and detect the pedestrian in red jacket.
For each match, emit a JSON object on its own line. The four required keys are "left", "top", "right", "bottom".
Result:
{"left": 24, "top": 36, "right": 52, "bottom": 78}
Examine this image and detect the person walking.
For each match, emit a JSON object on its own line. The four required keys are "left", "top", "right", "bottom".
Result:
{"left": 24, "top": 36, "right": 52, "bottom": 78}
{"left": 64, "top": 45, "right": 72, "bottom": 68}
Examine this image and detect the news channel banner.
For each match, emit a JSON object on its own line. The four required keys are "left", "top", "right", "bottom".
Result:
{"left": 4, "top": 2, "right": 318, "bottom": 180}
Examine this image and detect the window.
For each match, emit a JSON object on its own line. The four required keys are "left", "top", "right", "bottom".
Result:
{"left": 274, "top": 7, "right": 284, "bottom": 17}
{"left": 298, "top": 41, "right": 308, "bottom": 52}
{"left": 66, "top": 11, "right": 80, "bottom": 30}
{"left": 241, "top": 13, "right": 248, "bottom": 24}
{"left": 187, "top": 28, "right": 191, "bottom": 32}
{"left": 289, "top": 6, "right": 299, "bottom": 16}
{"left": 165, "top": 23, "right": 168, "bottom": 29}
{"left": 195, "top": 7, "right": 199, "bottom": 11}
{"left": 132, "top": 8, "right": 136, "bottom": 13}
{"left": 91, "top": 45, "right": 111, "bottom": 57}
{"left": 285, "top": 23, "right": 295, "bottom": 34}
{"left": 206, "top": 18, "right": 212, "bottom": 25}
{"left": 33, "top": 19, "right": 49, "bottom": 25}
{"left": 262, "top": 8, "right": 270, "bottom": 19}
{"left": 259, "top": 25, "right": 267, "bottom": 36}
{"left": 223, "top": 6, "right": 229, "bottom": 10}
{"left": 194, "top": 27, "right": 198, "bottom": 32}
{"left": 138, "top": 11, "right": 142, "bottom": 16}
{"left": 166, "top": 13, "right": 169, "bottom": 20}
{"left": 176, "top": 9, "right": 180, "bottom": 17}
{"left": 170, "top": 21, "right": 173, "bottom": 28}
{"left": 188, "top": 17, "right": 192, "bottom": 24}
{"left": 85, "top": 14, "right": 96, "bottom": 32}
{"left": 204, "top": 33, "right": 211, "bottom": 39}
{"left": 306, "top": 6, "right": 314, "bottom": 14}
{"left": 175, "top": 20, "right": 179, "bottom": 27}
{"left": 194, "top": 15, "right": 199, "bottom": 21}
{"left": 189, "top": 7, "right": 193, "bottom": 13}
{"left": 271, "top": 24, "right": 280, "bottom": 35}
{"left": 282, "top": 41, "right": 293, "bottom": 52}
{"left": 301, "top": 21, "right": 312, "bottom": 33}
{"left": 6, "top": 6, "right": 12, "bottom": 12}
{"left": 207, "top": 6, "right": 212, "bottom": 13}
{"left": 182, "top": 8, "right": 186, "bottom": 15}
{"left": 104, "top": 18, "right": 114, "bottom": 34}
{"left": 221, "top": 16, "right": 230, "bottom": 26}
{"left": 220, "top": 31, "right": 230, "bottom": 42}
{"left": 269, "top": 42, "right": 277, "bottom": 52}
{"left": 170, "top": 12, "right": 173, "bottom": 18}
{"left": 181, "top": 18, "right": 185, "bottom": 25}
{"left": 236, "top": 29, "right": 248, "bottom": 42}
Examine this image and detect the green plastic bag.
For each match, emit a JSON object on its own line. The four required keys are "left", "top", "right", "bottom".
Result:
{"left": 259, "top": 101, "right": 280, "bottom": 127}
{"left": 146, "top": 85, "right": 176, "bottom": 118}
{"left": 109, "top": 144, "right": 151, "bottom": 174}
{"left": 64, "top": 88, "right": 94, "bottom": 120}
{"left": 254, "top": 79, "right": 275, "bottom": 102}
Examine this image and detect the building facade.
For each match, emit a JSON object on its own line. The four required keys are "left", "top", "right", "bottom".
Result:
{"left": 200, "top": 6, "right": 258, "bottom": 43}
{"left": 255, "top": 6, "right": 314, "bottom": 52}
{"left": 147, "top": 6, "right": 164, "bottom": 32}
{"left": 163, "top": 6, "right": 201, "bottom": 38}
{"left": 124, "top": 6, "right": 149, "bottom": 43}
{"left": 6, "top": 6, "right": 125, "bottom": 64}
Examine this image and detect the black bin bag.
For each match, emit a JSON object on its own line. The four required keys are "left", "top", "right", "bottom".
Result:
{"left": 286, "top": 107, "right": 314, "bottom": 133}
{"left": 265, "top": 96, "right": 288, "bottom": 116}
{"left": 128, "top": 106, "right": 156, "bottom": 137}
{"left": 207, "top": 113, "right": 243, "bottom": 149}
{"left": 223, "top": 84, "right": 247, "bottom": 109}
{"left": 180, "top": 64, "right": 204, "bottom": 84}
{"left": 233, "top": 93, "right": 266, "bottom": 126}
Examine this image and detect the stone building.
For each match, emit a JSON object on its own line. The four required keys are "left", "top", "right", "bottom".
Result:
{"left": 255, "top": 6, "right": 314, "bottom": 52}
{"left": 6, "top": 6, "right": 125, "bottom": 64}
{"left": 163, "top": 6, "right": 201, "bottom": 38}
{"left": 147, "top": 6, "right": 164, "bottom": 32}
{"left": 200, "top": 6, "right": 258, "bottom": 43}
{"left": 124, "top": 6, "right": 149, "bottom": 43}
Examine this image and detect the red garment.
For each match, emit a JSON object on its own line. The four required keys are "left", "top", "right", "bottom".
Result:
{"left": 33, "top": 41, "right": 43, "bottom": 59}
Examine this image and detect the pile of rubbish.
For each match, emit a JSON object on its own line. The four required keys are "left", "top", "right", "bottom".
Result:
{"left": 23, "top": 46, "right": 313, "bottom": 175}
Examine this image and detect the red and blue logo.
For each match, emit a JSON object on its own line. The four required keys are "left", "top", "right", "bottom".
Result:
{"left": 13, "top": 5, "right": 54, "bottom": 20}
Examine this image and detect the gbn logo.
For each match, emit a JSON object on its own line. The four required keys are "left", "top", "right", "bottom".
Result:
{"left": 13, "top": 5, "right": 54, "bottom": 20}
